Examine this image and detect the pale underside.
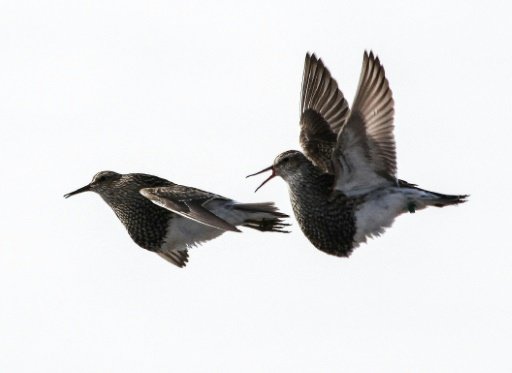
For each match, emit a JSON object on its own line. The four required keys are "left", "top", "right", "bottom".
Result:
{"left": 140, "top": 186, "right": 286, "bottom": 266}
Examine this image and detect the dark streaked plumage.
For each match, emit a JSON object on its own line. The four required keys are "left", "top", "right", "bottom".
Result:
{"left": 65, "top": 171, "right": 289, "bottom": 267}
{"left": 300, "top": 54, "right": 350, "bottom": 173}
{"left": 248, "top": 51, "right": 467, "bottom": 257}
{"left": 285, "top": 152, "right": 359, "bottom": 256}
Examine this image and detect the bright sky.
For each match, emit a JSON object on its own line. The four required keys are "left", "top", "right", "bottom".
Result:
{"left": 1, "top": 1, "right": 511, "bottom": 372}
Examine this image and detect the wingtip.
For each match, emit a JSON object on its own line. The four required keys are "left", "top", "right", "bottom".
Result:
{"left": 364, "top": 50, "right": 383, "bottom": 67}
{"left": 364, "top": 50, "right": 381, "bottom": 64}
{"left": 306, "top": 52, "right": 322, "bottom": 66}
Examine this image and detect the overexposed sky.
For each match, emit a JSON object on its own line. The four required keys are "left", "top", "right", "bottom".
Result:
{"left": 1, "top": 1, "right": 511, "bottom": 372}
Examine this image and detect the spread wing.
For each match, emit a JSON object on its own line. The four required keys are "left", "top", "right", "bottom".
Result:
{"left": 332, "top": 51, "right": 396, "bottom": 195}
{"left": 299, "top": 53, "right": 350, "bottom": 173}
{"left": 140, "top": 186, "right": 241, "bottom": 232}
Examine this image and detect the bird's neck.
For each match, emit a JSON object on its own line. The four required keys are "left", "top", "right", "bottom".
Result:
{"left": 285, "top": 162, "right": 334, "bottom": 197}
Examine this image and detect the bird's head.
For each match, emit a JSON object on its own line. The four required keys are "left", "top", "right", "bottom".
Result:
{"left": 64, "top": 171, "right": 122, "bottom": 199}
{"left": 247, "top": 150, "right": 307, "bottom": 191}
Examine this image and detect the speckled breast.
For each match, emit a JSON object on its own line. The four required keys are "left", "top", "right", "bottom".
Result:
{"left": 289, "top": 178, "right": 358, "bottom": 257}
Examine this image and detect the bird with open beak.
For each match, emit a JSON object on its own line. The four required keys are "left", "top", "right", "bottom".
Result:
{"left": 247, "top": 51, "right": 467, "bottom": 258}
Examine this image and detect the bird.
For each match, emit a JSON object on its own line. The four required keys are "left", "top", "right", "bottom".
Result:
{"left": 64, "top": 171, "right": 289, "bottom": 267}
{"left": 247, "top": 51, "right": 467, "bottom": 258}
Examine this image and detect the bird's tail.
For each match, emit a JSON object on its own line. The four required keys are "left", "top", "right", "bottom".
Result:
{"left": 402, "top": 185, "right": 468, "bottom": 212}
{"left": 234, "top": 202, "right": 290, "bottom": 233}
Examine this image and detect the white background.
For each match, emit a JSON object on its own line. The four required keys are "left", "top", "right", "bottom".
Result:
{"left": 1, "top": 1, "right": 511, "bottom": 372}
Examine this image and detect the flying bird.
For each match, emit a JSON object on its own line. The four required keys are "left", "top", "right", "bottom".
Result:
{"left": 248, "top": 51, "right": 467, "bottom": 258}
{"left": 65, "top": 171, "right": 289, "bottom": 267}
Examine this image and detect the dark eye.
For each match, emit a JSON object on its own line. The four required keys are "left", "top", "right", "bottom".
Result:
{"left": 97, "top": 176, "right": 106, "bottom": 182}
{"left": 282, "top": 157, "right": 289, "bottom": 163}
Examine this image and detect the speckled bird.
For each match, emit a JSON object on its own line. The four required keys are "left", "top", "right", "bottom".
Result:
{"left": 65, "top": 171, "right": 289, "bottom": 267}
{"left": 248, "top": 51, "right": 467, "bottom": 258}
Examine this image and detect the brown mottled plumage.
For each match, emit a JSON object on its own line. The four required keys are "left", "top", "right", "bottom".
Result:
{"left": 249, "top": 51, "right": 467, "bottom": 257}
{"left": 65, "top": 171, "right": 289, "bottom": 267}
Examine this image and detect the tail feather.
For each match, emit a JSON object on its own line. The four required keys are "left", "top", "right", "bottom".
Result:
{"left": 234, "top": 202, "right": 290, "bottom": 233}
{"left": 404, "top": 186, "right": 468, "bottom": 211}
{"left": 235, "top": 202, "right": 289, "bottom": 217}
{"left": 430, "top": 193, "right": 468, "bottom": 207}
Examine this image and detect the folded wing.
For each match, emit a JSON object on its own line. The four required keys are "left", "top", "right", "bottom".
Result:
{"left": 140, "top": 185, "right": 241, "bottom": 232}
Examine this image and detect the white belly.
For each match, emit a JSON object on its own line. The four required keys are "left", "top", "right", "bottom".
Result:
{"left": 161, "top": 216, "right": 225, "bottom": 253}
{"left": 353, "top": 189, "right": 408, "bottom": 244}
{"left": 159, "top": 200, "right": 250, "bottom": 253}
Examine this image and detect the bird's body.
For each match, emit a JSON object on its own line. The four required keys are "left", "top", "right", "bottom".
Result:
{"left": 65, "top": 172, "right": 289, "bottom": 267}
{"left": 286, "top": 161, "right": 357, "bottom": 256}
{"left": 249, "top": 52, "right": 467, "bottom": 257}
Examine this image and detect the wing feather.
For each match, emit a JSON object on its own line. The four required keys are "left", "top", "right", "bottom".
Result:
{"left": 299, "top": 53, "right": 350, "bottom": 173}
{"left": 140, "top": 186, "right": 241, "bottom": 232}
{"left": 333, "top": 51, "right": 396, "bottom": 195}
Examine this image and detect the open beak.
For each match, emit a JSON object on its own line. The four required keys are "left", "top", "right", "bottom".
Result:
{"left": 64, "top": 184, "right": 92, "bottom": 198}
{"left": 246, "top": 165, "right": 276, "bottom": 192}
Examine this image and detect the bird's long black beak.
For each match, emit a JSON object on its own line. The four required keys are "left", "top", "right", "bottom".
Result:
{"left": 64, "top": 184, "right": 92, "bottom": 198}
{"left": 246, "top": 166, "right": 276, "bottom": 192}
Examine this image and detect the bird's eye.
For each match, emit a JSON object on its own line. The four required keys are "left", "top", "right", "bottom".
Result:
{"left": 282, "top": 157, "right": 289, "bottom": 163}
{"left": 97, "top": 176, "right": 106, "bottom": 183}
